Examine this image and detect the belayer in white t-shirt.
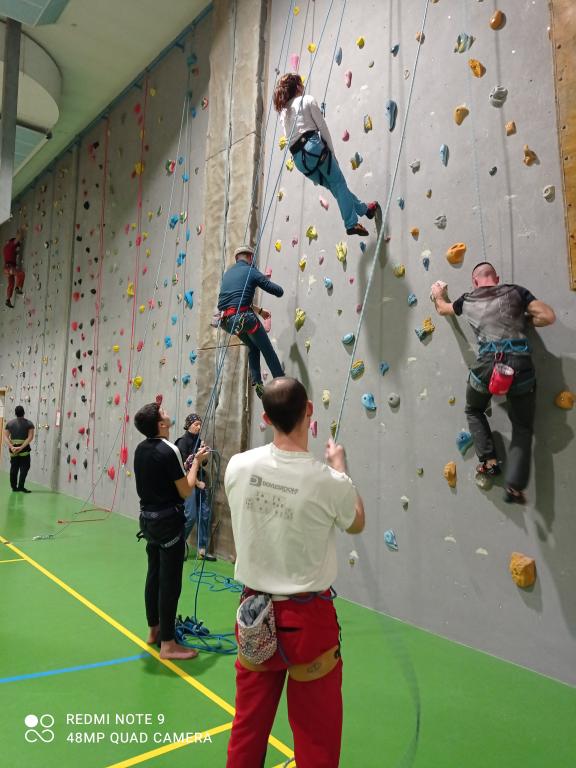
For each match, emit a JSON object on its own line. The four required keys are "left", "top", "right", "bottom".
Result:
{"left": 274, "top": 72, "right": 379, "bottom": 237}
{"left": 225, "top": 376, "right": 365, "bottom": 768}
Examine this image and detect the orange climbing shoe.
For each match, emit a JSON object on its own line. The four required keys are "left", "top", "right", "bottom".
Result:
{"left": 365, "top": 201, "right": 380, "bottom": 220}
{"left": 346, "top": 223, "right": 369, "bottom": 237}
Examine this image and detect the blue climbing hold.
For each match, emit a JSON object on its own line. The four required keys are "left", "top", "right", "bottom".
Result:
{"left": 186, "top": 398, "right": 193, "bottom": 406}
{"left": 178, "top": 156, "right": 184, "bottom": 165}
{"left": 407, "top": 293, "right": 418, "bottom": 306}
{"left": 165, "top": 336, "right": 172, "bottom": 348}
{"left": 324, "top": 277, "right": 333, "bottom": 290}
{"left": 456, "top": 429, "right": 474, "bottom": 455}
{"left": 384, "top": 529, "right": 398, "bottom": 551}
{"left": 422, "top": 255, "right": 430, "bottom": 271}
{"left": 379, "top": 361, "right": 390, "bottom": 376}
{"left": 361, "top": 392, "right": 377, "bottom": 411}
{"left": 386, "top": 100, "right": 398, "bottom": 132}
{"left": 184, "top": 290, "right": 194, "bottom": 308}
{"left": 182, "top": 172, "right": 189, "bottom": 183}
{"left": 342, "top": 332, "right": 355, "bottom": 345}
{"left": 189, "top": 350, "right": 198, "bottom": 364}
{"left": 335, "top": 47, "right": 342, "bottom": 65}
{"left": 163, "top": 278, "right": 169, "bottom": 287}
{"left": 360, "top": 241, "right": 367, "bottom": 252}
{"left": 440, "top": 144, "right": 449, "bottom": 166}
{"left": 391, "top": 44, "right": 400, "bottom": 56}
{"left": 169, "top": 214, "right": 179, "bottom": 229}
{"left": 186, "top": 227, "right": 191, "bottom": 242}
{"left": 397, "top": 197, "right": 405, "bottom": 210}
{"left": 171, "top": 314, "right": 178, "bottom": 325}
{"left": 176, "top": 251, "right": 186, "bottom": 266}
{"left": 190, "top": 107, "right": 197, "bottom": 118}
{"left": 182, "top": 374, "right": 191, "bottom": 385}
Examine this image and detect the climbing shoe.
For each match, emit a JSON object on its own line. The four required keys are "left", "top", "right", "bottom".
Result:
{"left": 346, "top": 223, "right": 369, "bottom": 237}
{"left": 5, "top": 299, "right": 14, "bottom": 308}
{"left": 504, "top": 487, "right": 526, "bottom": 505}
{"left": 254, "top": 383, "right": 265, "bottom": 399}
{"left": 475, "top": 461, "right": 501, "bottom": 477}
{"left": 365, "top": 201, "right": 380, "bottom": 220}
{"left": 15, "top": 287, "right": 23, "bottom": 295}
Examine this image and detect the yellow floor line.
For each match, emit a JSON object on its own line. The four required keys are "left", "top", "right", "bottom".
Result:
{"left": 106, "top": 722, "right": 233, "bottom": 768}
{"left": 0, "top": 557, "right": 24, "bottom": 563}
{"left": 0, "top": 534, "right": 294, "bottom": 761}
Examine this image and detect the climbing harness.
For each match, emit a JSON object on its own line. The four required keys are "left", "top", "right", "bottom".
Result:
{"left": 477, "top": 339, "right": 530, "bottom": 356}
{"left": 136, "top": 505, "right": 185, "bottom": 549}
{"left": 290, "top": 130, "right": 333, "bottom": 178}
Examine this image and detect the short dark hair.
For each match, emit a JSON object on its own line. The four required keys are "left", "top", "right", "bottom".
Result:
{"left": 134, "top": 402, "right": 162, "bottom": 438}
{"left": 262, "top": 377, "right": 308, "bottom": 434}
{"left": 15, "top": 405, "right": 25, "bottom": 417}
{"left": 472, "top": 261, "right": 497, "bottom": 277}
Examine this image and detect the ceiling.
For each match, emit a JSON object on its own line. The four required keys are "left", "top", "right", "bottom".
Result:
{"left": 0, "top": 0, "right": 209, "bottom": 197}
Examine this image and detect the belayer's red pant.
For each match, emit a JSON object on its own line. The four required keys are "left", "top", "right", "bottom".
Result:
{"left": 226, "top": 591, "right": 343, "bottom": 768}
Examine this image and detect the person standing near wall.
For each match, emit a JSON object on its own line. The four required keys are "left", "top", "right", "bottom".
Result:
{"left": 225, "top": 377, "right": 365, "bottom": 768}
{"left": 4, "top": 405, "right": 35, "bottom": 492}
{"left": 3, "top": 230, "right": 25, "bottom": 309}
{"left": 134, "top": 402, "right": 209, "bottom": 660}
{"left": 175, "top": 413, "right": 216, "bottom": 562}
{"left": 273, "top": 73, "right": 379, "bottom": 237}
{"left": 430, "top": 263, "right": 556, "bottom": 504}
{"left": 217, "top": 245, "right": 284, "bottom": 398}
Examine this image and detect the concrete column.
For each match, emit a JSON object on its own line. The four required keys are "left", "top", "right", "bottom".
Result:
{"left": 0, "top": 19, "right": 22, "bottom": 225}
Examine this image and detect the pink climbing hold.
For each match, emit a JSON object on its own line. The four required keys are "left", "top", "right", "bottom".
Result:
{"left": 120, "top": 446, "right": 129, "bottom": 465}
{"left": 292, "top": 237, "right": 299, "bottom": 247}
{"left": 310, "top": 420, "right": 318, "bottom": 437}
{"left": 137, "top": 340, "right": 144, "bottom": 352}
{"left": 290, "top": 53, "right": 300, "bottom": 71}
{"left": 71, "top": 321, "right": 78, "bottom": 331}
{"left": 117, "top": 359, "right": 122, "bottom": 373}
{"left": 107, "top": 466, "right": 116, "bottom": 480}
{"left": 319, "top": 196, "right": 329, "bottom": 210}
{"left": 265, "top": 267, "right": 273, "bottom": 277}
{"left": 114, "top": 393, "right": 121, "bottom": 405}
{"left": 345, "top": 71, "right": 352, "bottom": 88}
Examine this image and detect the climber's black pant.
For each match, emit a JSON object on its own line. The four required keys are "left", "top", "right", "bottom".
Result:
{"left": 10, "top": 454, "right": 30, "bottom": 490}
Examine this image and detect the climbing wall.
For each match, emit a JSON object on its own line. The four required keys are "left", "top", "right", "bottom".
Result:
{"left": 254, "top": 0, "right": 576, "bottom": 684}
{"left": 0, "top": 11, "right": 212, "bottom": 512}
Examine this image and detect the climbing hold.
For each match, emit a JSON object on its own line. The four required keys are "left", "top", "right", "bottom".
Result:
{"left": 421, "top": 250, "right": 431, "bottom": 270}
{"left": 489, "top": 166, "right": 498, "bottom": 176}
{"left": 426, "top": 189, "right": 432, "bottom": 198}
{"left": 344, "top": 70, "right": 352, "bottom": 88}
{"left": 324, "top": 277, "right": 333, "bottom": 290}
{"left": 294, "top": 308, "right": 306, "bottom": 331}
{"left": 393, "top": 264, "right": 406, "bottom": 278}
{"left": 133, "top": 376, "right": 143, "bottom": 390}
{"left": 415, "top": 31, "right": 425, "bottom": 44}
{"left": 416, "top": 467, "right": 424, "bottom": 477}
{"left": 322, "top": 390, "right": 331, "bottom": 406}
{"left": 342, "top": 129, "right": 350, "bottom": 142}
{"left": 189, "top": 350, "right": 198, "bottom": 364}
{"left": 391, "top": 43, "right": 399, "bottom": 56}
{"left": 348, "top": 550, "right": 359, "bottom": 567}
{"left": 388, "top": 393, "right": 400, "bottom": 408}
{"left": 137, "top": 341, "right": 144, "bottom": 352}
{"left": 176, "top": 251, "right": 186, "bottom": 266}
{"left": 415, "top": 317, "right": 435, "bottom": 341}
{"left": 379, "top": 361, "right": 390, "bottom": 376}
{"left": 307, "top": 42, "right": 317, "bottom": 54}
{"left": 277, "top": 189, "right": 284, "bottom": 201}
{"left": 410, "top": 227, "right": 420, "bottom": 240}
{"left": 319, "top": 196, "right": 329, "bottom": 210}
{"left": 446, "top": 242, "right": 466, "bottom": 265}
{"left": 120, "top": 446, "right": 129, "bottom": 465}
{"left": 409, "top": 159, "right": 421, "bottom": 173}
{"left": 440, "top": 144, "right": 449, "bottom": 166}
{"left": 335, "top": 47, "right": 342, "bottom": 65}
{"left": 523, "top": 145, "right": 538, "bottom": 166}
{"left": 306, "top": 225, "right": 318, "bottom": 243}
{"left": 456, "top": 430, "right": 473, "bottom": 455}
{"left": 554, "top": 391, "right": 574, "bottom": 410}
{"left": 443, "top": 461, "right": 457, "bottom": 488}
{"left": 363, "top": 115, "right": 373, "bottom": 133}
{"left": 286, "top": 157, "right": 294, "bottom": 172}
{"left": 509, "top": 553, "right": 536, "bottom": 588}
{"left": 342, "top": 333, "right": 355, "bottom": 346}
{"left": 184, "top": 290, "right": 194, "bottom": 308}
{"left": 165, "top": 336, "right": 172, "bottom": 348}
{"left": 330, "top": 420, "right": 338, "bottom": 438}
{"left": 310, "top": 420, "right": 318, "bottom": 437}
{"left": 490, "top": 10, "right": 506, "bottom": 30}
{"left": 133, "top": 162, "right": 145, "bottom": 176}
{"left": 505, "top": 121, "right": 517, "bottom": 136}
{"left": 397, "top": 197, "right": 405, "bottom": 210}
{"left": 454, "top": 33, "right": 474, "bottom": 53}
{"left": 112, "top": 344, "right": 120, "bottom": 353}
{"left": 361, "top": 393, "right": 377, "bottom": 411}
{"left": 386, "top": 100, "right": 398, "bottom": 131}
{"left": 454, "top": 105, "right": 469, "bottom": 125}
{"left": 171, "top": 314, "right": 178, "bottom": 326}
{"left": 107, "top": 466, "right": 116, "bottom": 480}
{"left": 407, "top": 293, "right": 418, "bottom": 307}
{"left": 356, "top": 36, "right": 365, "bottom": 49}
{"left": 279, "top": 135, "right": 288, "bottom": 150}
{"left": 165, "top": 160, "right": 176, "bottom": 175}
{"left": 138, "top": 304, "right": 146, "bottom": 314}
{"left": 543, "top": 185, "right": 555, "bottom": 202}
{"left": 489, "top": 86, "right": 508, "bottom": 107}
{"left": 435, "top": 214, "right": 447, "bottom": 229}
{"left": 126, "top": 282, "right": 135, "bottom": 297}
{"left": 350, "top": 360, "right": 365, "bottom": 380}
{"left": 384, "top": 529, "right": 398, "bottom": 551}
{"left": 182, "top": 374, "right": 191, "bottom": 386}
{"left": 468, "top": 58, "right": 486, "bottom": 78}
{"left": 336, "top": 242, "right": 348, "bottom": 262}
{"left": 275, "top": 240, "right": 282, "bottom": 252}
{"left": 350, "top": 151, "right": 363, "bottom": 170}
{"left": 298, "top": 256, "right": 307, "bottom": 271}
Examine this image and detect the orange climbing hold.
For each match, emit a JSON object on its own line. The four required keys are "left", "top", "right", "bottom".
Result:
{"left": 446, "top": 243, "right": 467, "bottom": 265}
{"left": 523, "top": 145, "right": 538, "bottom": 166}
{"left": 468, "top": 59, "right": 486, "bottom": 78}
{"left": 554, "top": 391, "right": 574, "bottom": 410}
{"left": 509, "top": 552, "right": 536, "bottom": 588}
{"left": 490, "top": 10, "right": 506, "bottom": 30}
{"left": 454, "top": 105, "right": 469, "bottom": 125}
{"left": 443, "top": 461, "right": 457, "bottom": 488}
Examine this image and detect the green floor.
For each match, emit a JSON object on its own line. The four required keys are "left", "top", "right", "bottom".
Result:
{"left": 1, "top": 471, "right": 575, "bottom": 768}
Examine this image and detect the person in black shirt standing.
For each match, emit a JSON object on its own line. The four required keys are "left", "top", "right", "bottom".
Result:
{"left": 134, "top": 401, "right": 209, "bottom": 659}
{"left": 175, "top": 413, "right": 216, "bottom": 561}
{"left": 4, "top": 405, "right": 35, "bottom": 492}
{"left": 430, "top": 263, "right": 555, "bottom": 503}
{"left": 217, "top": 245, "right": 284, "bottom": 398}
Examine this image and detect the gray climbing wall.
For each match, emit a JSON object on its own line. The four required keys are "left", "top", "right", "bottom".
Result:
{"left": 1, "top": 10, "right": 212, "bottom": 513}
{"left": 253, "top": 0, "right": 576, "bottom": 684}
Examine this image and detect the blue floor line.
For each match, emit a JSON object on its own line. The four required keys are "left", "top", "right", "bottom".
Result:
{"left": 0, "top": 652, "right": 150, "bottom": 683}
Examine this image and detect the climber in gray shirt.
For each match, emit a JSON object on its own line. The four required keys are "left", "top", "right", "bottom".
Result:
{"left": 430, "top": 262, "right": 555, "bottom": 504}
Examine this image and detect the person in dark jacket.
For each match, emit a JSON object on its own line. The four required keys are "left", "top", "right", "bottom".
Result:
{"left": 217, "top": 245, "right": 284, "bottom": 397}
{"left": 4, "top": 405, "right": 35, "bottom": 492}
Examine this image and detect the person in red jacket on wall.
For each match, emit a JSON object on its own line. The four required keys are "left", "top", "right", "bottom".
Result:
{"left": 3, "top": 229, "right": 25, "bottom": 308}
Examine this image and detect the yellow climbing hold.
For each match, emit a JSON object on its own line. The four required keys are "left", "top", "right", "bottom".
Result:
{"left": 286, "top": 157, "right": 295, "bottom": 172}
{"left": 295, "top": 308, "right": 306, "bottom": 331}
{"left": 279, "top": 135, "right": 288, "bottom": 150}
{"left": 126, "top": 282, "right": 135, "bottom": 297}
{"left": 468, "top": 59, "right": 486, "bottom": 78}
{"left": 293, "top": 6, "right": 300, "bottom": 15}
{"left": 454, "top": 105, "right": 469, "bottom": 125}
{"left": 393, "top": 264, "right": 406, "bottom": 277}
{"left": 145, "top": 248, "right": 151, "bottom": 258}
{"left": 446, "top": 242, "right": 467, "bottom": 265}
{"left": 277, "top": 189, "right": 284, "bottom": 201}
{"left": 364, "top": 115, "right": 373, "bottom": 132}
{"left": 443, "top": 461, "right": 457, "bottom": 488}
{"left": 133, "top": 162, "right": 145, "bottom": 176}
{"left": 138, "top": 304, "right": 146, "bottom": 314}
{"left": 356, "top": 36, "right": 365, "bottom": 49}
{"left": 322, "top": 389, "right": 331, "bottom": 405}
{"left": 112, "top": 344, "right": 120, "bottom": 353}
{"left": 330, "top": 420, "right": 338, "bottom": 438}
{"left": 133, "top": 376, "right": 143, "bottom": 390}
{"left": 336, "top": 241, "right": 347, "bottom": 262}
{"left": 306, "top": 225, "right": 318, "bottom": 243}
{"left": 299, "top": 256, "right": 307, "bottom": 271}
{"left": 275, "top": 240, "right": 282, "bottom": 252}
{"left": 422, "top": 317, "right": 435, "bottom": 335}
{"left": 308, "top": 42, "right": 317, "bottom": 53}
{"left": 554, "top": 391, "right": 574, "bottom": 410}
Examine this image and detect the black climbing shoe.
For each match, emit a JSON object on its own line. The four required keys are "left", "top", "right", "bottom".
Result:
{"left": 365, "top": 201, "right": 380, "bottom": 220}
{"left": 19, "top": 487, "right": 31, "bottom": 493}
{"left": 346, "top": 223, "right": 369, "bottom": 237}
{"left": 476, "top": 462, "right": 502, "bottom": 477}
{"left": 504, "top": 487, "right": 526, "bottom": 505}
{"left": 15, "top": 287, "right": 23, "bottom": 295}
{"left": 5, "top": 299, "right": 14, "bottom": 308}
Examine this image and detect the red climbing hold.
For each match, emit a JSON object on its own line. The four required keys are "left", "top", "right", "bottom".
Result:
{"left": 107, "top": 466, "right": 116, "bottom": 480}
{"left": 155, "top": 394, "right": 163, "bottom": 405}
{"left": 120, "top": 446, "right": 129, "bottom": 465}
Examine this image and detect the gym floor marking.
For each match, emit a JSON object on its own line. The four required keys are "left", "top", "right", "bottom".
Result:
{"left": 0, "top": 557, "right": 24, "bottom": 563}
{"left": 0, "top": 533, "right": 295, "bottom": 762}
{"left": 105, "top": 722, "right": 234, "bottom": 767}
{"left": 0, "top": 653, "right": 150, "bottom": 684}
